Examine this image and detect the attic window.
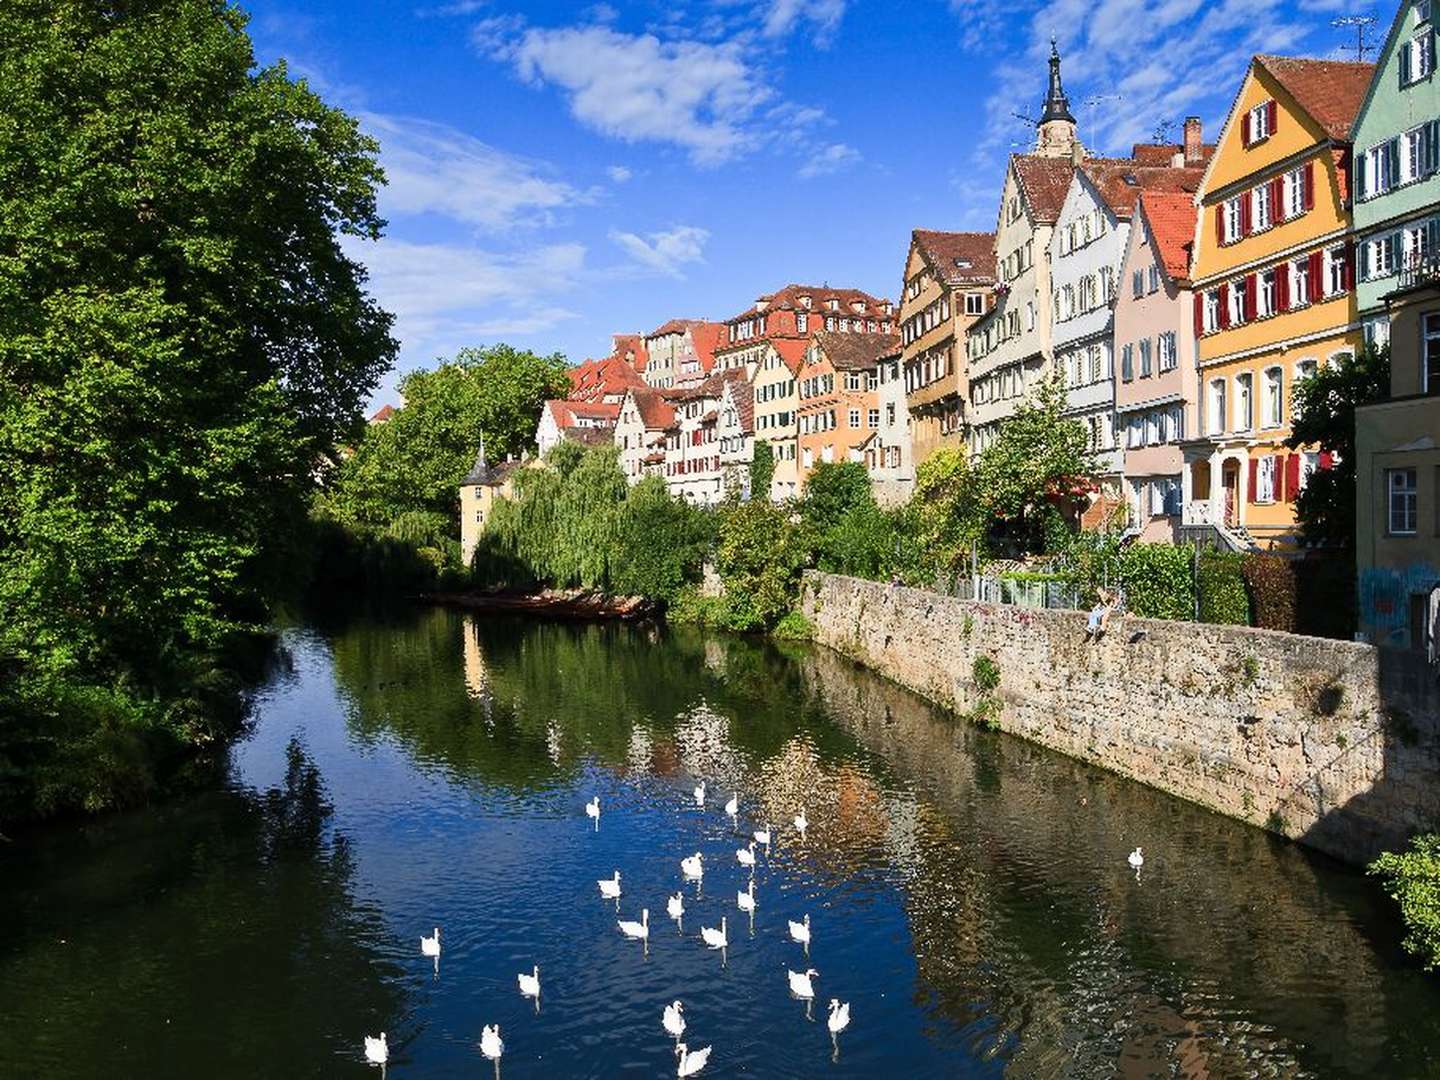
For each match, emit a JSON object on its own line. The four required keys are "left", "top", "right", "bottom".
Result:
{"left": 826, "top": 298, "right": 839, "bottom": 311}
{"left": 798, "top": 295, "right": 812, "bottom": 308}
{"left": 954, "top": 258, "right": 972, "bottom": 269}
{"left": 1122, "top": 174, "right": 1139, "bottom": 186}
{"left": 1418, "top": 0, "right": 1432, "bottom": 25}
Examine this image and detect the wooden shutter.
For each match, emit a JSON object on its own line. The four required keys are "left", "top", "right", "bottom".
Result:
{"left": 1308, "top": 250, "right": 1323, "bottom": 297}
{"left": 1244, "top": 274, "right": 1258, "bottom": 320}
{"left": 1194, "top": 292, "right": 1205, "bottom": 336}
{"left": 1428, "top": 120, "right": 1440, "bottom": 174}
{"left": 1285, "top": 454, "right": 1301, "bottom": 501}
{"left": 1302, "top": 160, "right": 1316, "bottom": 211}
{"left": 1218, "top": 283, "right": 1232, "bottom": 329}
{"left": 1319, "top": 450, "right": 1334, "bottom": 470}
{"left": 1267, "top": 100, "right": 1278, "bottom": 136}
{"left": 1215, "top": 205, "right": 1225, "bottom": 245}
{"left": 1344, "top": 240, "right": 1357, "bottom": 291}
{"left": 1271, "top": 176, "right": 1284, "bottom": 221}
{"left": 1240, "top": 193, "right": 1252, "bottom": 235}
{"left": 1248, "top": 457, "right": 1258, "bottom": 500}
{"left": 1401, "top": 39, "right": 1413, "bottom": 86}
{"left": 1276, "top": 262, "right": 1290, "bottom": 311}
{"left": 1356, "top": 150, "right": 1368, "bottom": 200}
{"left": 1242, "top": 111, "right": 1252, "bottom": 147}
{"left": 1360, "top": 240, "right": 1371, "bottom": 281}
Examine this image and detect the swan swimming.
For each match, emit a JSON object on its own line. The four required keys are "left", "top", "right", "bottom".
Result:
{"left": 737, "top": 879, "right": 756, "bottom": 913}
{"left": 788, "top": 913, "right": 811, "bottom": 948}
{"left": 693, "top": 781, "right": 706, "bottom": 807}
{"left": 736, "top": 841, "right": 756, "bottom": 868}
{"left": 363, "top": 1032, "right": 387, "bottom": 1066}
{"left": 793, "top": 808, "right": 808, "bottom": 839}
{"left": 724, "top": 792, "right": 738, "bottom": 818}
{"left": 599, "top": 870, "right": 622, "bottom": 900}
{"left": 585, "top": 796, "right": 600, "bottom": 827}
{"left": 681, "top": 852, "right": 703, "bottom": 880}
{"left": 788, "top": 967, "right": 818, "bottom": 999}
{"left": 420, "top": 926, "right": 441, "bottom": 958}
{"left": 667, "top": 891, "right": 685, "bottom": 923}
{"left": 754, "top": 824, "right": 771, "bottom": 849}
{"left": 827, "top": 999, "right": 851, "bottom": 1034}
{"left": 618, "top": 908, "right": 650, "bottom": 941}
{"left": 662, "top": 1000, "right": 686, "bottom": 1040}
{"left": 1128, "top": 847, "right": 1144, "bottom": 869}
{"left": 675, "top": 1042, "right": 712, "bottom": 1077}
{"left": 480, "top": 1024, "right": 504, "bottom": 1061}
{"left": 517, "top": 965, "right": 540, "bottom": 1000}
{"left": 700, "top": 915, "right": 728, "bottom": 950}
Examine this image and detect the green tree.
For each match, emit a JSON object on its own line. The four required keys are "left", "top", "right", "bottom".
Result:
{"left": 0, "top": 0, "right": 395, "bottom": 818}
{"left": 1370, "top": 834, "right": 1440, "bottom": 971}
{"left": 910, "top": 448, "right": 983, "bottom": 580}
{"left": 749, "top": 441, "right": 775, "bottom": 502}
{"left": 611, "top": 477, "right": 715, "bottom": 602}
{"left": 1288, "top": 343, "right": 1390, "bottom": 547}
{"left": 714, "top": 500, "right": 808, "bottom": 632}
{"left": 324, "top": 344, "right": 569, "bottom": 530}
{"left": 800, "top": 461, "right": 873, "bottom": 536}
{"left": 974, "top": 374, "right": 1097, "bottom": 552}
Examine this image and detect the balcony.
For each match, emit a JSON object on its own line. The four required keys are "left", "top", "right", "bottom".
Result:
{"left": 1398, "top": 249, "right": 1440, "bottom": 292}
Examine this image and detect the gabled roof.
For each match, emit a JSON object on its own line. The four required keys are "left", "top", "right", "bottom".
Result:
{"left": 724, "top": 283, "right": 892, "bottom": 325}
{"left": 563, "top": 425, "right": 615, "bottom": 447}
{"left": 1129, "top": 142, "right": 1216, "bottom": 167}
{"left": 911, "top": 230, "right": 997, "bottom": 286}
{"left": 720, "top": 371, "right": 754, "bottom": 434}
{"left": 688, "top": 322, "right": 728, "bottom": 374}
{"left": 625, "top": 385, "right": 677, "bottom": 430}
{"left": 1011, "top": 154, "right": 1077, "bottom": 223}
{"left": 545, "top": 399, "right": 622, "bottom": 429}
{"left": 1079, "top": 158, "right": 1207, "bottom": 221}
{"left": 369, "top": 404, "right": 396, "bottom": 423}
{"left": 813, "top": 330, "right": 901, "bottom": 372}
{"left": 567, "top": 354, "right": 646, "bottom": 402}
{"left": 772, "top": 337, "right": 811, "bottom": 375}
{"left": 647, "top": 318, "right": 705, "bottom": 338}
{"left": 1135, "top": 191, "right": 1199, "bottom": 285}
{"left": 611, "top": 333, "right": 649, "bottom": 372}
{"left": 1254, "top": 55, "right": 1375, "bottom": 142}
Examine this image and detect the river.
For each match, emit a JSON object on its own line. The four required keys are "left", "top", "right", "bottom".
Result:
{"left": 2, "top": 607, "right": 1438, "bottom": 1078}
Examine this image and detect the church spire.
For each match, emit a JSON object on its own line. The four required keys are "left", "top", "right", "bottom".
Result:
{"left": 1034, "top": 39, "right": 1081, "bottom": 159}
{"left": 1040, "top": 40, "right": 1075, "bottom": 125}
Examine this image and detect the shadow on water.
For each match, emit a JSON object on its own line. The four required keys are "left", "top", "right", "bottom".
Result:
{"left": 0, "top": 740, "right": 407, "bottom": 1079}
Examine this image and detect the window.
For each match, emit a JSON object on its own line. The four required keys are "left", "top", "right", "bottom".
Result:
{"left": 1209, "top": 379, "right": 1227, "bottom": 434}
{"left": 1252, "top": 183, "right": 1272, "bottom": 231}
{"left": 965, "top": 293, "right": 984, "bottom": 315}
{"left": 848, "top": 408, "right": 861, "bottom": 429}
{"left": 1400, "top": 29, "right": 1437, "bottom": 86}
{"left": 1223, "top": 197, "right": 1243, "bottom": 243}
{"left": 1090, "top": 344, "right": 1104, "bottom": 383}
{"left": 1132, "top": 269, "right": 1144, "bottom": 298}
{"left": 1263, "top": 367, "right": 1283, "bottom": 427}
{"left": 1158, "top": 331, "right": 1177, "bottom": 372}
{"left": 1258, "top": 268, "right": 1277, "bottom": 317}
{"left": 1425, "top": 313, "right": 1440, "bottom": 393}
{"left": 1235, "top": 372, "right": 1254, "bottom": 431}
{"left": 1389, "top": 468, "right": 1419, "bottom": 534}
{"left": 1147, "top": 265, "right": 1160, "bottom": 294}
{"left": 885, "top": 402, "right": 895, "bottom": 425}
{"left": 1366, "top": 233, "right": 1396, "bottom": 279}
{"left": 796, "top": 312, "right": 807, "bottom": 333}
{"left": 1326, "top": 245, "right": 1349, "bottom": 296}
{"left": 1204, "top": 290, "right": 1220, "bottom": 333}
{"left": 1120, "top": 343, "right": 1134, "bottom": 382}
{"left": 1290, "top": 257, "right": 1310, "bottom": 307}
{"left": 1362, "top": 139, "right": 1400, "bottom": 199}
{"left": 1227, "top": 283, "right": 1247, "bottom": 325}
{"left": 1247, "top": 101, "right": 1273, "bottom": 143}
{"left": 1139, "top": 337, "right": 1153, "bottom": 377}
{"left": 1283, "top": 167, "right": 1305, "bottom": 219}
{"left": 1255, "top": 455, "right": 1277, "bottom": 503}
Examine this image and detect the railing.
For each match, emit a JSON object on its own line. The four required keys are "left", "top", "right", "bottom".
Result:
{"left": 1399, "top": 249, "right": 1440, "bottom": 291}
{"left": 1182, "top": 500, "right": 1218, "bottom": 527}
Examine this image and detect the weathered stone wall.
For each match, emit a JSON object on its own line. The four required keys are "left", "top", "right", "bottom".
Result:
{"left": 801, "top": 571, "right": 1440, "bottom": 865}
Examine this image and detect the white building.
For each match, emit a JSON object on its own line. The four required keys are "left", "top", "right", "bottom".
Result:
{"left": 864, "top": 346, "right": 913, "bottom": 504}
{"left": 663, "top": 369, "right": 754, "bottom": 505}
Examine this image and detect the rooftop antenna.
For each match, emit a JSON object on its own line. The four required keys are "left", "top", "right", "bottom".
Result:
{"left": 1083, "top": 94, "right": 1122, "bottom": 152}
{"left": 1332, "top": 14, "right": 1377, "bottom": 61}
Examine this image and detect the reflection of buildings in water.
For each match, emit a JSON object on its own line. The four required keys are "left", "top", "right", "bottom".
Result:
{"left": 648, "top": 735, "right": 681, "bottom": 777}
{"left": 882, "top": 793, "right": 923, "bottom": 881}
{"left": 625, "top": 724, "right": 654, "bottom": 774}
{"left": 674, "top": 704, "right": 746, "bottom": 785}
{"left": 703, "top": 640, "right": 726, "bottom": 675}
{"left": 545, "top": 719, "right": 562, "bottom": 767}
{"left": 460, "top": 616, "right": 493, "bottom": 722}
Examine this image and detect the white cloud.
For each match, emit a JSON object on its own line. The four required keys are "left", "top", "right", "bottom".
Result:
{"left": 344, "top": 237, "right": 585, "bottom": 357}
{"left": 476, "top": 21, "right": 773, "bottom": 165}
{"left": 609, "top": 225, "right": 710, "bottom": 277}
{"left": 762, "top": 0, "right": 847, "bottom": 40}
{"left": 361, "top": 112, "right": 584, "bottom": 230}
{"left": 798, "top": 142, "right": 861, "bottom": 179}
{"left": 606, "top": 164, "right": 633, "bottom": 183}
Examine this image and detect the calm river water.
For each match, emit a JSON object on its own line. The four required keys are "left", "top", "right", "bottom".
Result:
{"left": 3, "top": 607, "right": 1439, "bottom": 1078}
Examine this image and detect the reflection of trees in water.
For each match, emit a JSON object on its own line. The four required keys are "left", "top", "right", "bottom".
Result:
{"left": 797, "top": 646, "right": 1440, "bottom": 1077}
{"left": 0, "top": 739, "right": 406, "bottom": 1077}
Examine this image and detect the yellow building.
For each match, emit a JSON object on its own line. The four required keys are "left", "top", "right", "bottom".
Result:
{"left": 1185, "top": 55, "right": 1374, "bottom": 549}
{"left": 459, "top": 438, "right": 519, "bottom": 568}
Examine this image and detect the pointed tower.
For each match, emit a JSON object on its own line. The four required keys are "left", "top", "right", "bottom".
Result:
{"left": 463, "top": 432, "right": 490, "bottom": 485}
{"left": 1035, "top": 41, "right": 1081, "bottom": 160}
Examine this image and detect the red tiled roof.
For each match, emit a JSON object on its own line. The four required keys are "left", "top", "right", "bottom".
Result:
{"left": 723, "top": 372, "right": 754, "bottom": 434}
{"left": 627, "top": 386, "right": 677, "bottom": 430}
{"left": 1136, "top": 191, "right": 1199, "bottom": 284}
{"left": 813, "top": 330, "right": 901, "bottom": 372}
{"left": 567, "top": 354, "right": 645, "bottom": 402}
{"left": 369, "top": 404, "right": 396, "bottom": 423}
{"left": 724, "top": 283, "right": 892, "bottom": 325}
{"left": 912, "top": 230, "right": 996, "bottom": 286}
{"left": 611, "top": 333, "right": 649, "bottom": 372}
{"left": 1255, "top": 55, "right": 1375, "bottom": 142}
{"left": 546, "top": 399, "right": 621, "bottom": 429}
{"left": 1011, "top": 154, "right": 1077, "bottom": 223}
{"left": 1128, "top": 142, "right": 1216, "bottom": 167}
{"left": 1080, "top": 158, "right": 1207, "bottom": 220}
{"left": 689, "top": 322, "right": 727, "bottom": 374}
{"left": 647, "top": 318, "right": 706, "bottom": 338}
{"left": 563, "top": 425, "right": 615, "bottom": 447}
{"left": 772, "top": 337, "right": 810, "bottom": 375}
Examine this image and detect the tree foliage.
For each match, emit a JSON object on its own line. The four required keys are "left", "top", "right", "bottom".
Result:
{"left": 749, "top": 440, "right": 776, "bottom": 503}
{"left": 910, "top": 448, "right": 983, "bottom": 580}
{"left": 1288, "top": 343, "right": 1390, "bottom": 547}
{"left": 323, "top": 344, "right": 569, "bottom": 530}
{"left": 0, "top": 0, "right": 395, "bottom": 819}
{"left": 1370, "top": 834, "right": 1440, "bottom": 971}
{"left": 712, "top": 500, "right": 809, "bottom": 632}
{"left": 800, "top": 462, "right": 872, "bottom": 536}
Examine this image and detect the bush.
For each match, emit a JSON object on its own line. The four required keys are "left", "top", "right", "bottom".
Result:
{"left": 1197, "top": 551, "right": 1249, "bottom": 625}
{"left": 749, "top": 441, "right": 775, "bottom": 502}
{"left": 1242, "top": 553, "right": 1298, "bottom": 633}
{"left": 1370, "top": 834, "right": 1440, "bottom": 971}
{"left": 713, "top": 500, "right": 808, "bottom": 632}
{"left": 665, "top": 585, "right": 726, "bottom": 627}
{"left": 800, "top": 462, "right": 873, "bottom": 537}
{"left": 816, "top": 499, "right": 905, "bottom": 581}
{"left": 973, "top": 654, "right": 1001, "bottom": 692}
{"left": 611, "top": 477, "right": 715, "bottom": 602}
{"left": 771, "top": 610, "right": 816, "bottom": 640}
{"left": 1118, "top": 543, "right": 1195, "bottom": 621}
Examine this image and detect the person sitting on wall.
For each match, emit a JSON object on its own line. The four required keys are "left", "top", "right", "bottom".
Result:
{"left": 1085, "top": 587, "right": 1118, "bottom": 642}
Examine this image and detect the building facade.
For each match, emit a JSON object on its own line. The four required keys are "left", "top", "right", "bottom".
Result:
{"left": 459, "top": 439, "right": 518, "bottom": 568}
{"left": 897, "top": 230, "right": 995, "bottom": 465}
{"left": 642, "top": 319, "right": 726, "bottom": 389}
{"left": 662, "top": 368, "right": 754, "bottom": 505}
{"left": 797, "top": 331, "right": 897, "bottom": 477}
{"left": 1185, "top": 54, "right": 1374, "bottom": 549}
{"left": 614, "top": 385, "right": 677, "bottom": 483}
{"left": 864, "top": 347, "right": 913, "bottom": 504}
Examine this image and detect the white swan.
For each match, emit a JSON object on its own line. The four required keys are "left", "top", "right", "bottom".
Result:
{"left": 363, "top": 1032, "right": 387, "bottom": 1065}
{"left": 675, "top": 1042, "right": 712, "bottom": 1077}
{"left": 517, "top": 964, "right": 540, "bottom": 1000}
{"left": 788, "top": 913, "right": 811, "bottom": 947}
{"left": 827, "top": 999, "right": 851, "bottom": 1034}
{"left": 1128, "top": 847, "right": 1144, "bottom": 869}
{"left": 585, "top": 796, "right": 600, "bottom": 826}
{"left": 667, "top": 891, "right": 685, "bottom": 922}
{"left": 599, "top": 870, "right": 622, "bottom": 899}
{"left": 700, "top": 915, "right": 727, "bottom": 950}
{"left": 480, "top": 1024, "right": 503, "bottom": 1061}
{"left": 662, "top": 1000, "right": 686, "bottom": 1040}
{"left": 754, "top": 824, "right": 771, "bottom": 848}
{"left": 693, "top": 780, "right": 706, "bottom": 807}
{"left": 793, "top": 808, "right": 808, "bottom": 838}
{"left": 420, "top": 926, "right": 441, "bottom": 958}
{"left": 736, "top": 841, "right": 756, "bottom": 869}
{"left": 725, "top": 792, "right": 738, "bottom": 817}
{"left": 788, "top": 967, "right": 818, "bottom": 999}
{"left": 737, "top": 879, "right": 756, "bottom": 913}
{"left": 681, "top": 852, "right": 703, "bottom": 880}
{"left": 618, "top": 908, "right": 650, "bottom": 941}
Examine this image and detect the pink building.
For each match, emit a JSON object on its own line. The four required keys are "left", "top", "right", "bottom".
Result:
{"left": 1112, "top": 191, "right": 1202, "bottom": 542}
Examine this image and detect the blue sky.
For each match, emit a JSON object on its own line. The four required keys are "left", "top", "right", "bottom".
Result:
{"left": 241, "top": 0, "right": 1380, "bottom": 405}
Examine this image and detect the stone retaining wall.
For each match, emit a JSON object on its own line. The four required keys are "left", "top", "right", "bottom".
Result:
{"left": 800, "top": 571, "right": 1440, "bottom": 865}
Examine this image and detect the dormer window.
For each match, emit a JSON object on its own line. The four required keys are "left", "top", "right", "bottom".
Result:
{"left": 1243, "top": 100, "right": 1276, "bottom": 146}
{"left": 798, "top": 295, "right": 812, "bottom": 309}
{"left": 850, "top": 300, "right": 865, "bottom": 314}
{"left": 826, "top": 298, "right": 839, "bottom": 311}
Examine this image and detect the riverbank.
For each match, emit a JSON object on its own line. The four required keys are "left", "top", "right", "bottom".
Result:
{"left": 426, "top": 588, "right": 658, "bottom": 621}
{"left": 800, "top": 571, "right": 1440, "bottom": 866}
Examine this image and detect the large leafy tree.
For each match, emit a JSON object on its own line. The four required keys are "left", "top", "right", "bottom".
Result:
{"left": 324, "top": 345, "right": 569, "bottom": 529}
{"left": 1288, "top": 343, "right": 1390, "bottom": 547}
{"left": 0, "top": 0, "right": 395, "bottom": 816}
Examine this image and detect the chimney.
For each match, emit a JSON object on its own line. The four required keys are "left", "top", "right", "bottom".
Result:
{"left": 1184, "top": 116, "right": 1203, "bottom": 164}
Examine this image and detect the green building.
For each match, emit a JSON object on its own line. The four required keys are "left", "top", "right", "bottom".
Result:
{"left": 1351, "top": 0, "right": 1440, "bottom": 654}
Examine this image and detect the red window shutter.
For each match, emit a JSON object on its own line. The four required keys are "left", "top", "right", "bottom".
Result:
{"left": 1242, "top": 111, "right": 1252, "bottom": 147}
{"left": 1302, "top": 161, "right": 1315, "bottom": 211}
{"left": 1194, "top": 292, "right": 1205, "bottom": 336}
{"left": 1276, "top": 263, "right": 1290, "bottom": 311}
{"left": 1267, "top": 100, "right": 1278, "bottom": 135}
{"left": 1244, "top": 274, "right": 1258, "bottom": 320}
{"left": 1240, "top": 193, "right": 1252, "bottom": 235}
{"left": 1248, "top": 457, "right": 1258, "bottom": 500}
{"left": 1271, "top": 177, "right": 1285, "bottom": 219}
{"left": 1343, "top": 240, "right": 1356, "bottom": 291}
{"left": 1308, "top": 250, "right": 1323, "bottom": 296}
{"left": 1215, "top": 205, "right": 1226, "bottom": 245}
{"left": 1218, "top": 283, "right": 1232, "bottom": 329}
{"left": 1285, "top": 454, "right": 1301, "bottom": 501}
{"left": 1319, "top": 450, "right": 1334, "bottom": 470}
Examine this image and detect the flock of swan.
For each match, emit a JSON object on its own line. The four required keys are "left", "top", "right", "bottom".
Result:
{"left": 363, "top": 780, "right": 851, "bottom": 1075}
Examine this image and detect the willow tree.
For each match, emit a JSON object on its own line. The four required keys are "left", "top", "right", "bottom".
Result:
{"left": 0, "top": 0, "right": 395, "bottom": 817}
